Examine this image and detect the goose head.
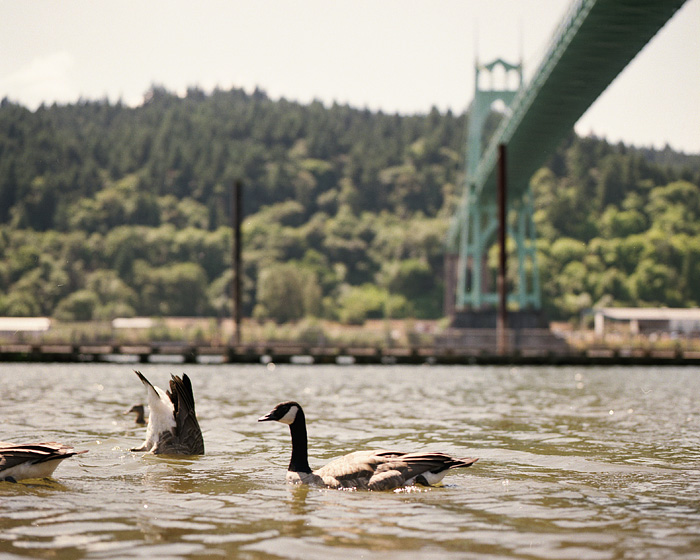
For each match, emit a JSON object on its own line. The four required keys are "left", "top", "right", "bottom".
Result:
{"left": 258, "top": 401, "right": 312, "bottom": 475}
{"left": 258, "top": 401, "right": 302, "bottom": 425}
{"left": 124, "top": 403, "right": 146, "bottom": 424}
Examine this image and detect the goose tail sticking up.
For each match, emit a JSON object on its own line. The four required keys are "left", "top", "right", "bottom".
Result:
{"left": 132, "top": 371, "right": 204, "bottom": 455}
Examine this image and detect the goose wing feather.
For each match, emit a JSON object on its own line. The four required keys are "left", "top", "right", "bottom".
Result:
{"left": 0, "top": 442, "right": 87, "bottom": 479}
{"left": 134, "top": 371, "right": 161, "bottom": 404}
{"left": 314, "top": 450, "right": 478, "bottom": 490}
{"left": 314, "top": 450, "right": 398, "bottom": 488}
{"left": 1, "top": 442, "right": 85, "bottom": 466}
{"left": 392, "top": 451, "right": 479, "bottom": 472}
{"left": 163, "top": 374, "right": 204, "bottom": 455}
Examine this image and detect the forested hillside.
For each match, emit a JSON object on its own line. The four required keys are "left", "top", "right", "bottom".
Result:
{"left": 0, "top": 87, "right": 699, "bottom": 324}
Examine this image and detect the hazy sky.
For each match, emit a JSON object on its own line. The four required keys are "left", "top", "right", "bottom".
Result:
{"left": 1, "top": 0, "right": 698, "bottom": 153}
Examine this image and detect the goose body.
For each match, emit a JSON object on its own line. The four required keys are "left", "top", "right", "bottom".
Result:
{"left": 258, "top": 401, "right": 478, "bottom": 491}
{"left": 0, "top": 442, "right": 87, "bottom": 482}
{"left": 132, "top": 371, "right": 204, "bottom": 455}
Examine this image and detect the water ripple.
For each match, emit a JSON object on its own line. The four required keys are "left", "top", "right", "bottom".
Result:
{"left": 1, "top": 364, "right": 699, "bottom": 559}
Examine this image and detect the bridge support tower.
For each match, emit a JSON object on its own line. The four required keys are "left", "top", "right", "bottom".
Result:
{"left": 446, "top": 59, "right": 541, "bottom": 322}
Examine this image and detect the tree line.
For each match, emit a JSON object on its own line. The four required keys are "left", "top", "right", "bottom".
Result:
{"left": 0, "top": 87, "right": 698, "bottom": 324}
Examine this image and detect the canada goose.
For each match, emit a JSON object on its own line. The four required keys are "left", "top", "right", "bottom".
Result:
{"left": 124, "top": 403, "right": 146, "bottom": 425}
{"left": 258, "top": 401, "right": 478, "bottom": 491}
{"left": 0, "top": 442, "right": 88, "bottom": 482}
{"left": 131, "top": 371, "right": 204, "bottom": 455}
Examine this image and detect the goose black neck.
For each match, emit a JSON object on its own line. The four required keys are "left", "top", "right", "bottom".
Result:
{"left": 288, "top": 408, "right": 312, "bottom": 473}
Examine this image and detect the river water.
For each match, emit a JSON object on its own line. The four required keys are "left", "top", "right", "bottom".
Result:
{"left": 1, "top": 363, "right": 699, "bottom": 559}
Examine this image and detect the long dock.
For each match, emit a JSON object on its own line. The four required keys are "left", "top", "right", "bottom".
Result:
{"left": 1, "top": 341, "right": 699, "bottom": 366}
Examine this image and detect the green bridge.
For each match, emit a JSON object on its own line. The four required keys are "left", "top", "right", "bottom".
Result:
{"left": 446, "top": 0, "right": 689, "bottom": 317}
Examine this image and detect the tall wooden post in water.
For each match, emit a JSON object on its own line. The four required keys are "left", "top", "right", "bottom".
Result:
{"left": 497, "top": 144, "right": 508, "bottom": 355}
{"left": 232, "top": 180, "right": 242, "bottom": 345}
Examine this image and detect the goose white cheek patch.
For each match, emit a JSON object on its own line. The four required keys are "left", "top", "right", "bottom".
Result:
{"left": 278, "top": 406, "right": 299, "bottom": 425}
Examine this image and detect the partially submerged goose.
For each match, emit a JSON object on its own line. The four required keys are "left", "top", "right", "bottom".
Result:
{"left": 124, "top": 403, "right": 146, "bottom": 425}
{"left": 0, "top": 442, "right": 88, "bottom": 482}
{"left": 258, "top": 401, "right": 478, "bottom": 491}
{"left": 132, "top": 371, "right": 204, "bottom": 455}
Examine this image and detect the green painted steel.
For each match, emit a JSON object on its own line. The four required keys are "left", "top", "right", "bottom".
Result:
{"left": 448, "top": 0, "right": 688, "bottom": 312}
{"left": 448, "top": 59, "right": 541, "bottom": 310}
{"left": 474, "top": 0, "right": 689, "bottom": 203}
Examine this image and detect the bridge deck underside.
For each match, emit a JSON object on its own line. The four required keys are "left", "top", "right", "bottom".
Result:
{"left": 475, "top": 0, "right": 687, "bottom": 203}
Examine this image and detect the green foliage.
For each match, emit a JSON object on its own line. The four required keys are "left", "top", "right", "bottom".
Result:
{"left": 378, "top": 258, "right": 442, "bottom": 318}
{"left": 536, "top": 141, "right": 700, "bottom": 317}
{"left": 646, "top": 181, "right": 700, "bottom": 235}
{"left": 336, "top": 284, "right": 409, "bottom": 324}
{"left": 628, "top": 259, "right": 682, "bottom": 306}
{"left": 0, "top": 290, "right": 41, "bottom": 316}
{"left": 599, "top": 207, "right": 647, "bottom": 238}
{"left": 549, "top": 238, "right": 587, "bottom": 266}
{"left": 253, "top": 263, "right": 321, "bottom": 323}
{"left": 54, "top": 289, "right": 100, "bottom": 322}
{"left": 0, "top": 91, "right": 698, "bottom": 324}
{"left": 131, "top": 261, "right": 211, "bottom": 316}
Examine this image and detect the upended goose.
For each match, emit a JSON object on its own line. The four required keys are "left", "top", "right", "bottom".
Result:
{"left": 258, "top": 401, "right": 478, "bottom": 491}
{"left": 0, "top": 442, "right": 87, "bottom": 482}
{"left": 131, "top": 371, "right": 204, "bottom": 455}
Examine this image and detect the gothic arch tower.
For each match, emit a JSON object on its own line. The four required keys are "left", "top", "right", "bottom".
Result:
{"left": 446, "top": 59, "right": 540, "bottom": 318}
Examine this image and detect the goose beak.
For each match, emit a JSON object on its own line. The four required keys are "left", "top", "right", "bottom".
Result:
{"left": 257, "top": 411, "right": 275, "bottom": 422}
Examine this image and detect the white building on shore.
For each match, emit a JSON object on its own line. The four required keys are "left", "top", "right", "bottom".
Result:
{"left": 593, "top": 308, "right": 700, "bottom": 338}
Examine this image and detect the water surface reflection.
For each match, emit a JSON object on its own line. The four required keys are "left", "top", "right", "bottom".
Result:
{"left": 1, "top": 364, "right": 699, "bottom": 559}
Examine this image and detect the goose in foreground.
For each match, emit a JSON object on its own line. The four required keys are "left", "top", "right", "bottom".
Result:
{"left": 131, "top": 371, "right": 204, "bottom": 455}
{"left": 0, "top": 442, "right": 88, "bottom": 482}
{"left": 258, "top": 401, "right": 478, "bottom": 491}
{"left": 124, "top": 403, "right": 146, "bottom": 425}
